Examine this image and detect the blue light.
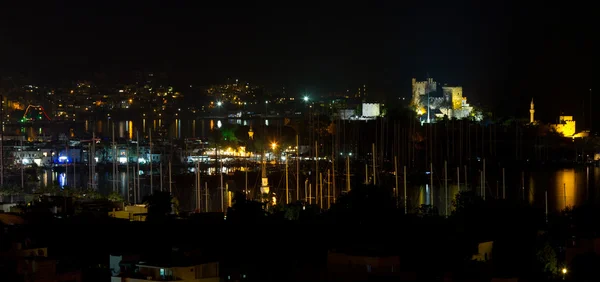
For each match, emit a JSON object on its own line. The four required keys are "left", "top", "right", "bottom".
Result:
{"left": 59, "top": 173, "right": 66, "bottom": 187}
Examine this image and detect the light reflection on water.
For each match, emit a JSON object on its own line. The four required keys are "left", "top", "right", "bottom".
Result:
{"left": 410, "top": 167, "right": 600, "bottom": 214}
{"left": 12, "top": 118, "right": 600, "bottom": 213}
{"left": 28, "top": 166, "right": 600, "bottom": 214}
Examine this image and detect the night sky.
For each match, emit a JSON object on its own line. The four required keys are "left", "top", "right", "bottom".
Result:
{"left": 0, "top": 2, "right": 594, "bottom": 121}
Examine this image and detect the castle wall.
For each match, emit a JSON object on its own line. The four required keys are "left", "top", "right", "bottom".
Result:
{"left": 411, "top": 78, "right": 436, "bottom": 108}
{"left": 552, "top": 116, "right": 576, "bottom": 137}
{"left": 442, "top": 86, "right": 463, "bottom": 110}
{"left": 412, "top": 78, "right": 472, "bottom": 121}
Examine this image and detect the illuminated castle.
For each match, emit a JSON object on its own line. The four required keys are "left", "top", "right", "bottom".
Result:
{"left": 530, "top": 100, "right": 583, "bottom": 138}
{"left": 411, "top": 77, "right": 473, "bottom": 122}
{"left": 552, "top": 116, "right": 576, "bottom": 137}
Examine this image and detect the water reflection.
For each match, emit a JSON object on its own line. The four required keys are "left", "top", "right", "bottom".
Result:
{"left": 528, "top": 174, "right": 535, "bottom": 205}
{"left": 192, "top": 120, "right": 196, "bottom": 137}
{"left": 402, "top": 167, "right": 600, "bottom": 214}
{"left": 555, "top": 169, "right": 576, "bottom": 209}
{"left": 24, "top": 163, "right": 600, "bottom": 215}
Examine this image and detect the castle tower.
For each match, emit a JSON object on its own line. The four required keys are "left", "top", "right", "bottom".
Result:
{"left": 530, "top": 98, "right": 535, "bottom": 124}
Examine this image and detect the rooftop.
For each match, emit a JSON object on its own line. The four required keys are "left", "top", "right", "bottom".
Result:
{"left": 0, "top": 213, "right": 26, "bottom": 225}
{"left": 137, "top": 258, "right": 218, "bottom": 269}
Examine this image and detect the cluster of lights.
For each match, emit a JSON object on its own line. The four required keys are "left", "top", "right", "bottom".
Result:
{"left": 204, "top": 147, "right": 252, "bottom": 157}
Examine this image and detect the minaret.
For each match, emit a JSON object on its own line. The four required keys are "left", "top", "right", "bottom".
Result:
{"left": 530, "top": 98, "right": 535, "bottom": 124}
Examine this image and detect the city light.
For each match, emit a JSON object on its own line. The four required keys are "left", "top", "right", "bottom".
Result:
{"left": 217, "top": 101, "right": 222, "bottom": 107}
{"left": 303, "top": 96, "right": 309, "bottom": 102}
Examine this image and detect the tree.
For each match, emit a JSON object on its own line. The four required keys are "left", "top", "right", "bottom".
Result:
{"left": 36, "top": 185, "right": 60, "bottom": 195}
{"left": 534, "top": 239, "right": 558, "bottom": 276}
{"left": 415, "top": 204, "right": 438, "bottom": 217}
{"left": 79, "top": 189, "right": 103, "bottom": 200}
{"left": 226, "top": 192, "right": 266, "bottom": 223}
{"left": 107, "top": 191, "right": 124, "bottom": 203}
{"left": 143, "top": 190, "right": 173, "bottom": 222}
{"left": 328, "top": 184, "right": 397, "bottom": 224}
{"left": 0, "top": 185, "right": 24, "bottom": 202}
{"left": 61, "top": 186, "right": 76, "bottom": 197}
{"left": 452, "top": 191, "right": 485, "bottom": 215}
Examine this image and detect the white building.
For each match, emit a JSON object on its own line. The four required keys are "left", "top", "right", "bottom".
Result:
{"left": 110, "top": 258, "right": 220, "bottom": 282}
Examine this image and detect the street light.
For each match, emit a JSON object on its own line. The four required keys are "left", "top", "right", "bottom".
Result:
{"left": 217, "top": 101, "right": 222, "bottom": 107}
{"left": 303, "top": 96, "right": 309, "bottom": 102}
{"left": 271, "top": 142, "right": 277, "bottom": 150}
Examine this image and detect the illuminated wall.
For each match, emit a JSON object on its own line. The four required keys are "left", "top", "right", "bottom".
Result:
{"left": 412, "top": 78, "right": 472, "bottom": 121}
{"left": 411, "top": 78, "right": 437, "bottom": 108}
{"left": 338, "top": 109, "right": 356, "bottom": 120}
{"left": 552, "top": 116, "right": 576, "bottom": 137}
{"left": 442, "top": 86, "right": 463, "bottom": 110}
{"left": 361, "top": 103, "right": 380, "bottom": 117}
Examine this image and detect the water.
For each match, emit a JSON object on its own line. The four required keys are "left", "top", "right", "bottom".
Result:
{"left": 408, "top": 166, "right": 600, "bottom": 215}
{"left": 5, "top": 158, "right": 600, "bottom": 214}
{"left": 6, "top": 117, "right": 600, "bottom": 213}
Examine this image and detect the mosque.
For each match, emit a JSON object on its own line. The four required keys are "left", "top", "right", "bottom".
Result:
{"left": 529, "top": 99, "right": 587, "bottom": 138}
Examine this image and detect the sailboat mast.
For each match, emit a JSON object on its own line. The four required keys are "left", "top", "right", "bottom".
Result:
{"left": 502, "top": 167, "right": 506, "bottom": 199}
{"left": 395, "top": 156, "right": 399, "bottom": 205}
{"left": 445, "top": 160, "right": 448, "bottom": 217}
{"left": 285, "top": 156, "right": 289, "bottom": 204}
{"left": 315, "top": 140, "right": 318, "bottom": 205}
{"left": 197, "top": 161, "right": 201, "bottom": 212}
{"left": 136, "top": 131, "right": 140, "bottom": 203}
{"left": 346, "top": 156, "right": 350, "bottom": 192}
{"left": 20, "top": 138, "right": 24, "bottom": 189}
{"left": 92, "top": 132, "right": 95, "bottom": 189}
{"left": 149, "top": 130, "right": 153, "bottom": 193}
{"left": 403, "top": 165, "right": 407, "bottom": 214}
{"left": 327, "top": 169, "right": 330, "bottom": 209}
{"left": 112, "top": 122, "right": 116, "bottom": 192}
{"left": 365, "top": 163, "right": 368, "bottom": 184}
{"left": 296, "top": 134, "right": 300, "bottom": 202}
{"left": 319, "top": 172, "right": 323, "bottom": 209}
{"left": 126, "top": 143, "right": 129, "bottom": 203}
{"left": 220, "top": 156, "right": 223, "bottom": 211}
{"left": 430, "top": 162, "right": 433, "bottom": 206}
{"left": 372, "top": 143, "right": 376, "bottom": 185}
{"left": 309, "top": 183, "right": 312, "bottom": 205}
{"left": 73, "top": 150, "right": 76, "bottom": 189}
{"left": 205, "top": 182, "right": 209, "bottom": 212}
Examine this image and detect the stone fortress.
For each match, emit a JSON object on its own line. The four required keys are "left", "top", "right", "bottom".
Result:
{"left": 410, "top": 77, "right": 474, "bottom": 122}
{"left": 530, "top": 98, "right": 583, "bottom": 138}
{"left": 552, "top": 116, "right": 576, "bottom": 137}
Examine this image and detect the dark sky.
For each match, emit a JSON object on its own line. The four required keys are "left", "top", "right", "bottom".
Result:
{"left": 0, "top": 2, "right": 594, "bottom": 120}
